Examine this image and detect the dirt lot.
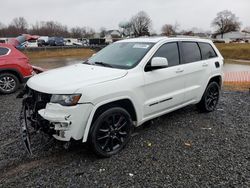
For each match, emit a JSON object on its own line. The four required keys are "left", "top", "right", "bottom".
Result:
{"left": 0, "top": 90, "right": 249, "bottom": 187}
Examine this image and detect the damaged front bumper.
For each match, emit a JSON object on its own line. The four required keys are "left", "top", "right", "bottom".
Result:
{"left": 38, "top": 102, "right": 93, "bottom": 141}
{"left": 19, "top": 87, "right": 93, "bottom": 155}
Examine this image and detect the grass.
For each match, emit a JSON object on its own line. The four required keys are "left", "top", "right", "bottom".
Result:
{"left": 23, "top": 48, "right": 95, "bottom": 60}
{"left": 224, "top": 59, "right": 250, "bottom": 65}
{"left": 215, "top": 43, "right": 250, "bottom": 60}
{"left": 223, "top": 82, "right": 250, "bottom": 91}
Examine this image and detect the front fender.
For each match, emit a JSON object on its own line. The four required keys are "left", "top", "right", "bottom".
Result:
{"left": 82, "top": 96, "right": 138, "bottom": 142}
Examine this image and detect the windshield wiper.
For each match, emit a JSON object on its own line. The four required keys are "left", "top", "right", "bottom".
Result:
{"left": 94, "top": 62, "right": 113, "bottom": 68}
{"left": 83, "top": 60, "right": 92, "bottom": 65}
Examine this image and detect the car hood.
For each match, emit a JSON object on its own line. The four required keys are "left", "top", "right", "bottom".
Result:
{"left": 27, "top": 64, "right": 128, "bottom": 94}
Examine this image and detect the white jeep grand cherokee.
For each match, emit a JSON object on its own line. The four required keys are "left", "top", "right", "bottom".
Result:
{"left": 20, "top": 37, "right": 223, "bottom": 157}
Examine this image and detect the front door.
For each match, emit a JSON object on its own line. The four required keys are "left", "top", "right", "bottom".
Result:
{"left": 143, "top": 42, "right": 185, "bottom": 118}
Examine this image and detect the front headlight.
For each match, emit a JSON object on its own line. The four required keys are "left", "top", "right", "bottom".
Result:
{"left": 50, "top": 94, "right": 82, "bottom": 106}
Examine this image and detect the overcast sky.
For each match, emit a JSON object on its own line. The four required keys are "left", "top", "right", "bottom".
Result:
{"left": 1, "top": 0, "right": 249, "bottom": 33}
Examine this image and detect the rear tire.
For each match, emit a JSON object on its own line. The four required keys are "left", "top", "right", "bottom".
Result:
{"left": 197, "top": 82, "right": 220, "bottom": 112}
{"left": 89, "top": 107, "right": 133, "bottom": 157}
{"left": 0, "top": 73, "right": 20, "bottom": 94}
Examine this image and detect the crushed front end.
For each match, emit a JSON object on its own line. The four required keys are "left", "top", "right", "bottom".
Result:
{"left": 19, "top": 86, "right": 94, "bottom": 154}
{"left": 19, "top": 87, "right": 54, "bottom": 154}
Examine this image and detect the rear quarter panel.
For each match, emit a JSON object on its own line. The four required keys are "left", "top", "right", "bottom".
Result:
{"left": 0, "top": 47, "right": 33, "bottom": 78}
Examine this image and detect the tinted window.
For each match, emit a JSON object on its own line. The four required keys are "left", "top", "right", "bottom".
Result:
{"left": 182, "top": 42, "right": 201, "bottom": 63}
{"left": 0, "top": 47, "right": 9, "bottom": 56}
{"left": 153, "top": 42, "right": 179, "bottom": 67}
{"left": 199, "top": 42, "right": 217, "bottom": 59}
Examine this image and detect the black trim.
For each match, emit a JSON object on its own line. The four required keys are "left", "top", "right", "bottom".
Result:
{"left": 177, "top": 41, "right": 183, "bottom": 64}
{"left": 215, "top": 61, "right": 220, "bottom": 68}
{"left": 149, "top": 97, "right": 173, "bottom": 107}
{"left": 197, "top": 42, "right": 203, "bottom": 60}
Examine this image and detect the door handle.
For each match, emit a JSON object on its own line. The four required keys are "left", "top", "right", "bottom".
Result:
{"left": 176, "top": 69, "right": 184, "bottom": 73}
{"left": 202, "top": 62, "right": 209, "bottom": 67}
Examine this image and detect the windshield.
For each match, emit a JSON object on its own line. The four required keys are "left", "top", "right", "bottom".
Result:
{"left": 86, "top": 42, "right": 154, "bottom": 69}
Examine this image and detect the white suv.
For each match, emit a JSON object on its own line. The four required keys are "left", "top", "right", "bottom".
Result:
{"left": 20, "top": 37, "right": 223, "bottom": 157}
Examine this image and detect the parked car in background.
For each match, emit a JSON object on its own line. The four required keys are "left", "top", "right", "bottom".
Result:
{"left": 26, "top": 39, "right": 39, "bottom": 48}
{"left": 20, "top": 37, "right": 223, "bottom": 157}
{"left": 89, "top": 38, "right": 106, "bottom": 45}
{"left": 78, "top": 38, "right": 89, "bottom": 46}
{"left": 38, "top": 36, "right": 49, "bottom": 47}
{"left": 37, "top": 39, "right": 46, "bottom": 47}
{"left": 0, "top": 38, "right": 8, "bottom": 44}
{"left": 8, "top": 34, "right": 40, "bottom": 49}
{"left": 64, "top": 38, "right": 82, "bottom": 46}
{"left": 48, "top": 37, "right": 64, "bottom": 46}
{"left": 0, "top": 43, "right": 35, "bottom": 94}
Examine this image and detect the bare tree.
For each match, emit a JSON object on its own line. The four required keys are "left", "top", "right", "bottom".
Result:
{"left": 100, "top": 27, "right": 107, "bottom": 38}
{"left": 161, "top": 24, "right": 175, "bottom": 36}
{"left": 83, "top": 27, "right": 95, "bottom": 38}
{"left": 130, "top": 11, "right": 152, "bottom": 37}
{"left": 212, "top": 10, "right": 241, "bottom": 38}
{"left": 119, "top": 21, "right": 132, "bottom": 37}
{"left": 2, "top": 17, "right": 29, "bottom": 36}
{"left": 11, "top": 17, "right": 28, "bottom": 33}
{"left": 70, "top": 27, "right": 84, "bottom": 38}
{"left": 182, "top": 30, "right": 194, "bottom": 36}
{"left": 30, "top": 21, "right": 69, "bottom": 37}
{"left": 242, "top": 26, "right": 250, "bottom": 33}
{"left": 0, "top": 22, "right": 5, "bottom": 29}
{"left": 0, "top": 22, "right": 6, "bottom": 37}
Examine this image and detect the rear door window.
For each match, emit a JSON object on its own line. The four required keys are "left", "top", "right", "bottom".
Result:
{"left": 0, "top": 47, "right": 9, "bottom": 56}
{"left": 153, "top": 42, "right": 180, "bottom": 67}
{"left": 181, "top": 42, "right": 201, "bottom": 63}
{"left": 198, "top": 42, "right": 217, "bottom": 59}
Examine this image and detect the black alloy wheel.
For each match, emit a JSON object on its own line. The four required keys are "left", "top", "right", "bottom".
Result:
{"left": 197, "top": 82, "right": 220, "bottom": 112}
{"left": 90, "top": 107, "right": 133, "bottom": 157}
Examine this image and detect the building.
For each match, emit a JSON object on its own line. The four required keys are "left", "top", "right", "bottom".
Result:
{"left": 105, "top": 30, "right": 122, "bottom": 44}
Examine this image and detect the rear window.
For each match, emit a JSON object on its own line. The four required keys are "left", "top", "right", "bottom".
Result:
{"left": 198, "top": 42, "right": 217, "bottom": 59}
{"left": 181, "top": 42, "right": 201, "bottom": 63}
{"left": 0, "top": 47, "right": 9, "bottom": 56}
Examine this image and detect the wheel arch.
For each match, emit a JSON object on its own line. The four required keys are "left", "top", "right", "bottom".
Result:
{"left": 197, "top": 74, "right": 222, "bottom": 103}
{"left": 0, "top": 68, "right": 23, "bottom": 83}
{"left": 82, "top": 97, "right": 137, "bottom": 142}
{"left": 208, "top": 75, "right": 222, "bottom": 87}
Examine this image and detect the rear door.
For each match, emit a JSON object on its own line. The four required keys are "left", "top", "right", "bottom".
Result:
{"left": 143, "top": 42, "right": 186, "bottom": 118}
{"left": 179, "top": 41, "right": 214, "bottom": 103}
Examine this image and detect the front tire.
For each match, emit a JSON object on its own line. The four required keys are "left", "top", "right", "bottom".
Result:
{"left": 89, "top": 107, "right": 133, "bottom": 157}
{"left": 197, "top": 81, "right": 220, "bottom": 112}
{"left": 0, "top": 73, "right": 20, "bottom": 94}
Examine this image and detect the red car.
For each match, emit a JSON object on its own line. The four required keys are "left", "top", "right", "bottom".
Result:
{"left": 0, "top": 43, "right": 34, "bottom": 94}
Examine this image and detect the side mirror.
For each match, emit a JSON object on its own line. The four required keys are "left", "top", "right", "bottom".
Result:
{"left": 146, "top": 57, "right": 168, "bottom": 71}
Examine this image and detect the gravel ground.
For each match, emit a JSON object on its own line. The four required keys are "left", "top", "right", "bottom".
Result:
{"left": 0, "top": 90, "right": 249, "bottom": 187}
